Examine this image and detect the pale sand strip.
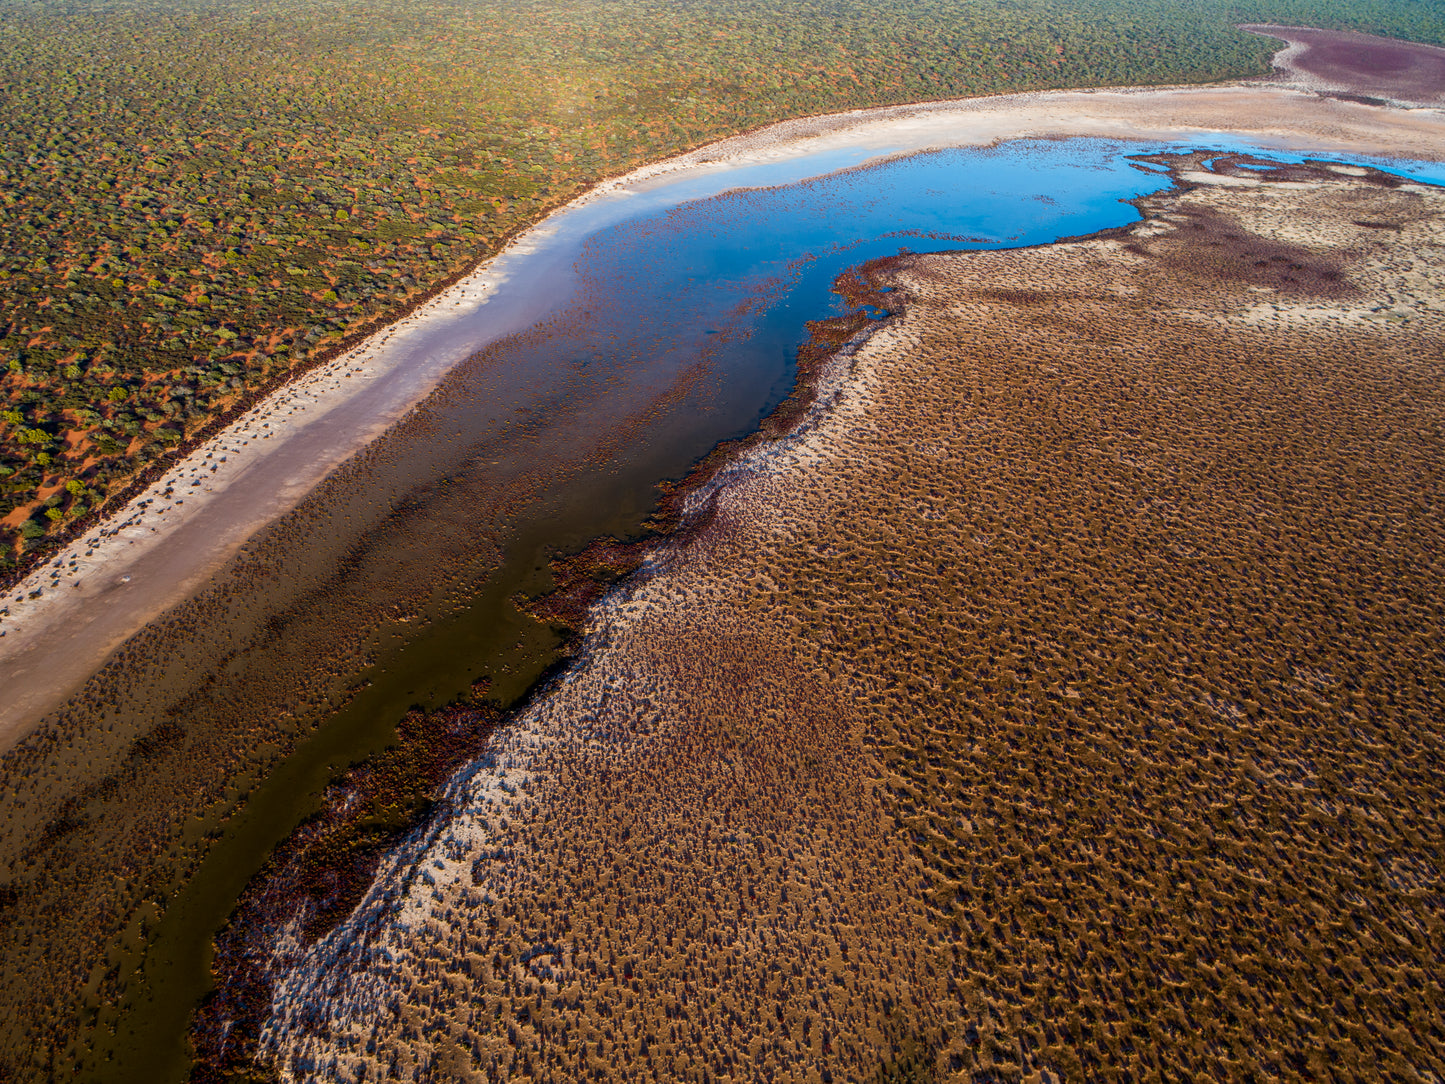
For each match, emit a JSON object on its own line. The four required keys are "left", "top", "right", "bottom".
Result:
{"left": 0, "top": 83, "right": 1441, "bottom": 749}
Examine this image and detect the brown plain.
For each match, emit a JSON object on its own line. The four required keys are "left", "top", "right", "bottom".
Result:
{"left": 1243, "top": 23, "right": 1445, "bottom": 105}
{"left": 255, "top": 158, "right": 1445, "bottom": 1081}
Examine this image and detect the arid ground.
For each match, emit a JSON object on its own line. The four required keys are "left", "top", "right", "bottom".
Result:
{"left": 1243, "top": 23, "right": 1445, "bottom": 105}
{"left": 241, "top": 156, "right": 1445, "bottom": 1081}
{"left": 1, "top": 84, "right": 1440, "bottom": 750}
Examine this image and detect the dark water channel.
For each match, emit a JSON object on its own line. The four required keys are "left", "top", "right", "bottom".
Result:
{"left": 88, "top": 137, "right": 1445, "bottom": 1079}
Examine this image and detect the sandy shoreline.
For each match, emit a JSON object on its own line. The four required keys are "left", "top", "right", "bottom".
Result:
{"left": 1, "top": 81, "right": 1442, "bottom": 749}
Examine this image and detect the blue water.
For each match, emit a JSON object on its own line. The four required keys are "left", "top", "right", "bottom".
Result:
{"left": 431, "top": 136, "right": 1443, "bottom": 542}
{"left": 494, "top": 136, "right": 1440, "bottom": 474}
{"left": 472, "top": 139, "right": 1182, "bottom": 481}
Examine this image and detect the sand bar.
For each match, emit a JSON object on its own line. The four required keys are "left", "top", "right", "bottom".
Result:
{"left": 0, "top": 82, "right": 1442, "bottom": 748}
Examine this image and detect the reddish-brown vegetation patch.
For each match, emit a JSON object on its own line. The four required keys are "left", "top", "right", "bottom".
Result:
{"left": 1243, "top": 25, "right": 1445, "bottom": 104}
{"left": 190, "top": 689, "right": 501, "bottom": 1082}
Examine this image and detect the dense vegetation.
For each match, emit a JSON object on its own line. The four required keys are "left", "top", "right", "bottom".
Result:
{"left": 0, "top": 0, "right": 1442, "bottom": 569}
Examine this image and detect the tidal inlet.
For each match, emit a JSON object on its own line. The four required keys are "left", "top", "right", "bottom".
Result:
{"left": 0, "top": 5, "right": 1442, "bottom": 1082}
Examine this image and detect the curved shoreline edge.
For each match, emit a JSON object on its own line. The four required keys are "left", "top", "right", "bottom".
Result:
{"left": 193, "top": 236, "right": 903, "bottom": 1082}
{"left": 0, "top": 82, "right": 1442, "bottom": 749}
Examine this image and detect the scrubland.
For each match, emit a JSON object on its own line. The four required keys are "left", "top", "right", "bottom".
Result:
{"left": 0, "top": 0, "right": 1293, "bottom": 568}
{"left": 241, "top": 157, "right": 1445, "bottom": 1082}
